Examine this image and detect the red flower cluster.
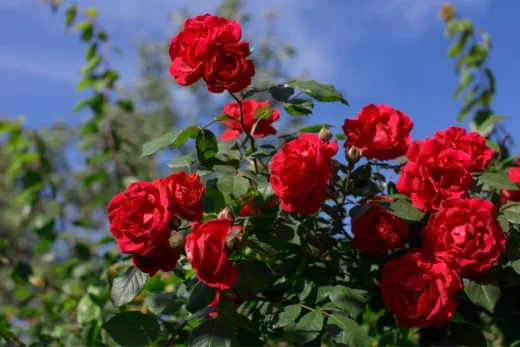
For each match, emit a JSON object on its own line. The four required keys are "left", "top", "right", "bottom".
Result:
{"left": 351, "top": 196, "right": 409, "bottom": 257}
{"left": 108, "top": 172, "right": 204, "bottom": 275}
{"left": 342, "top": 104, "right": 413, "bottom": 160}
{"left": 169, "top": 14, "right": 255, "bottom": 93}
{"left": 238, "top": 196, "right": 278, "bottom": 217}
{"left": 220, "top": 100, "right": 280, "bottom": 141}
{"left": 270, "top": 133, "right": 338, "bottom": 215}
{"left": 397, "top": 127, "right": 492, "bottom": 213}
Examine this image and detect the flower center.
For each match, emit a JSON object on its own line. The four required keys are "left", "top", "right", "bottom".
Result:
{"left": 451, "top": 224, "right": 468, "bottom": 244}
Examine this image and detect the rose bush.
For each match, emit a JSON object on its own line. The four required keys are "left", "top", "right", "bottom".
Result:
{"left": 7, "top": 5, "right": 520, "bottom": 347}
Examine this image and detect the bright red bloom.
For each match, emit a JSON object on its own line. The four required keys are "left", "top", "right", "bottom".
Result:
{"left": 270, "top": 134, "right": 338, "bottom": 215}
{"left": 423, "top": 197, "right": 506, "bottom": 278}
{"left": 108, "top": 181, "right": 180, "bottom": 275}
{"left": 433, "top": 126, "right": 493, "bottom": 172}
{"left": 509, "top": 158, "right": 520, "bottom": 183}
{"left": 396, "top": 138, "right": 472, "bottom": 212}
{"left": 351, "top": 196, "right": 409, "bottom": 256}
{"left": 501, "top": 189, "right": 520, "bottom": 205}
{"left": 185, "top": 218, "right": 238, "bottom": 290}
{"left": 380, "top": 250, "right": 462, "bottom": 328}
{"left": 220, "top": 100, "right": 280, "bottom": 141}
{"left": 342, "top": 104, "right": 413, "bottom": 160}
{"left": 161, "top": 172, "right": 204, "bottom": 222}
{"left": 239, "top": 197, "right": 278, "bottom": 217}
{"left": 169, "top": 14, "right": 241, "bottom": 85}
{"left": 108, "top": 181, "right": 170, "bottom": 256}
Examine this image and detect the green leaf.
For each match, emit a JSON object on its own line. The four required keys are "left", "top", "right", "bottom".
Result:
{"left": 498, "top": 214, "right": 510, "bottom": 233}
{"left": 72, "top": 94, "right": 103, "bottom": 113}
{"left": 348, "top": 204, "right": 371, "bottom": 219}
{"left": 102, "top": 311, "right": 160, "bottom": 347}
{"left": 327, "top": 314, "right": 370, "bottom": 347}
{"left": 475, "top": 115, "right": 508, "bottom": 138}
{"left": 463, "top": 277, "right": 501, "bottom": 313}
{"left": 328, "top": 286, "right": 368, "bottom": 319}
{"left": 168, "top": 152, "right": 197, "bottom": 169}
{"left": 175, "top": 126, "right": 200, "bottom": 148}
{"left": 247, "top": 239, "right": 276, "bottom": 257}
{"left": 269, "top": 85, "right": 295, "bottom": 102}
{"left": 80, "top": 55, "right": 102, "bottom": 74}
{"left": 479, "top": 172, "right": 518, "bottom": 190}
{"left": 257, "top": 181, "right": 274, "bottom": 201}
{"left": 217, "top": 175, "right": 250, "bottom": 199}
{"left": 188, "top": 319, "right": 232, "bottom": 347}
{"left": 454, "top": 69, "right": 473, "bottom": 98}
{"left": 144, "top": 292, "right": 184, "bottom": 315}
{"left": 115, "top": 99, "right": 133, "bottom": 112}
{"left": 504, "top": 205, "right": 520, "bottom": 225}
{"left": 196, "top": 129, "right": 219, "bottom": 160}
{"left": 254, "top": 105, "right": 271, "bottom": 120}
{"left": 293, "top": 279, "right": 314, "bottom": 302}
{"left": 299, "top": 124, "right": 334, "bottom": 133}
{"left": 65, "top": 6, "right": 77, "bottom": 28}
{"left": 512, "top": 260, "right": 520, "bottom": 275}
{"left": 186, "top": 282, "right": 216, "bottom": 313}
{"left": 283, "top": 99, "right": 314, "bottom": 116}
{"left": 233, "top": 259, "right": 273, "bottom": 296}
{"left": 448, "top": 41, "right": 464, "bottom": 58}
{"left": 214, "top": 113, "right": 235, "bottom": 122}
{"left": 187, "top": 306, "right": 218, "bottom": 321}
{"left": 110, "top": 266, "right": 149, "bottom": 307}
{"left": 336, "top": 133, "right": 347, "bottom": 140}
{"left": 273, "top": 304, "right": 301, "bottom": 328}
{"left": 77, "top": 294, "right": 102, "bottom": 324}
{"left": 141, "top": 130, "right": 181, "bottom": 157}
{"left": 293, "top": 311, "right": 324, "bottom": 344}
{"left": 377, "top": 201, "right": 425, "bottom": 222}
{"left": 222, "top": 311, "right": 258, "bottom": 333}
{"left": 289, "top": 80, "right": 348, "bottom": 105}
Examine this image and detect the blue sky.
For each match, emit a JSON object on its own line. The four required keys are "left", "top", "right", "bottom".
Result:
{"left": 1, "top": 0, "right": 519, "bottom": 153}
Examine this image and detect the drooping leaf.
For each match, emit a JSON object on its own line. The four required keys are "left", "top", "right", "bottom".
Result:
{"left": 328, "top": 286, "right": 368, "bottom": 319}
{"left": 269, "top": 85, "right": 295, "bottom": 102}
{"left": 168, "top": 152, "right": 197, "bottom": 169}
{"left": 186, "top": 282, "right": 216, "bottom": 313}
{"left": 479, "top": 172, "right": 518, "bottom": 190}
{"left": 289, "top": 80, "right": 348, "bottom": 105}
{"left": 463, "top": 277, "right": 501, "bottom": 313}
{"left": 196, "top": 129, "right": 219, "bottom": 160}
{"left": 80, "top": 55, "right": 102, "bottom": 74}
{"left": 217, "top": 175, "right": 250, "bottom": 199}
{"left": 293, "top": 311, "right": 324, "bottom": 344}
{"left": 102, "top": 311, "right": 160, "bottom": 347}
{"left": 299, "top": 124, "right": 334, "bottom": 133}
{"left": 273, "top": 304, "right": 301, "bottom": 328}
{"left": 141, "top": 130, "right": 181, "bottom": 157}
{"left": 503, "top": 204, "right": 520, "bottom": 225}
{"left": 110, "top": 266, "right": 149, "bottom": 307}
{"left": 283, "top": 99, "right": 314, "bottom": 116}
{"left": 348, "top": 204, "right": 371, "bottom": 219}
{"left": 293, "top": 279, "right": 314, "bottom": 302}
{"left": 327, "top": 314, "right": 370, "bottom": 347}
{"left": 377, "top": 201, "right": 425, "bottom": 222}
{"left": 144, "top": 292, "right": 184, "bottom": 315}
{"left": 175, "top": 126, "right": 200, "bottom": 148}
{"left": 188, "top": 319, "right": 232, "bottom": 347}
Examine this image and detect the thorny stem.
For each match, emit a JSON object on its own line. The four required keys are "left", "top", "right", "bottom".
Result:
{"left": 228, "top": 91, "right": 259, "bottom": 173}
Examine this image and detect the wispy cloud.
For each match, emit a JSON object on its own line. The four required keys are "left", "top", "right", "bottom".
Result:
{"left": 362, "top": 0, "right": 489, "bottom": 39}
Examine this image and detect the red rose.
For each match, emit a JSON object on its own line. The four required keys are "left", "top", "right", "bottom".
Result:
{"left": 220, "top": 100, "right": 280, "bottom": 141}
{"left": 433, "top": 126, "right": 493, "bottom": 172}
{"left": 238, "top": 196, "right": 278, "bottom": 217}
{"left": 423, "top": 197, "right": 506, "bottom": 277}
{"left": 396, "top": 138, "right": 472, "bottom": 212}
{"left": 169, "top": 14, "right": 241, "bottom": 86}
{"left": 185, "top": 218, "right": 238, "bottom": 290}
{"left": 132, "top": 246, "right": 180, "bottom": 276}
{"left": 509, "top": 158, "right": 520, "bottom": 183}
{"left": 351, "top": 196, "right": 409, "bottom": 256}
{"left": 270, "top": 134, "right": 338, "bottom": 215}
{"left": 200, "top": 40, "right": 255, "bottom": 93}
{"left": 380, "top": 250, "right": 462, "bottom": 328}
{"left": 161, "top": 172, "right": 204, "bottom": 222}
{"left": 108, "top": 181, "right": 170, "bottom": 256}
{"left": 342, "top": 104, "right": 413, "bottom": 160}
